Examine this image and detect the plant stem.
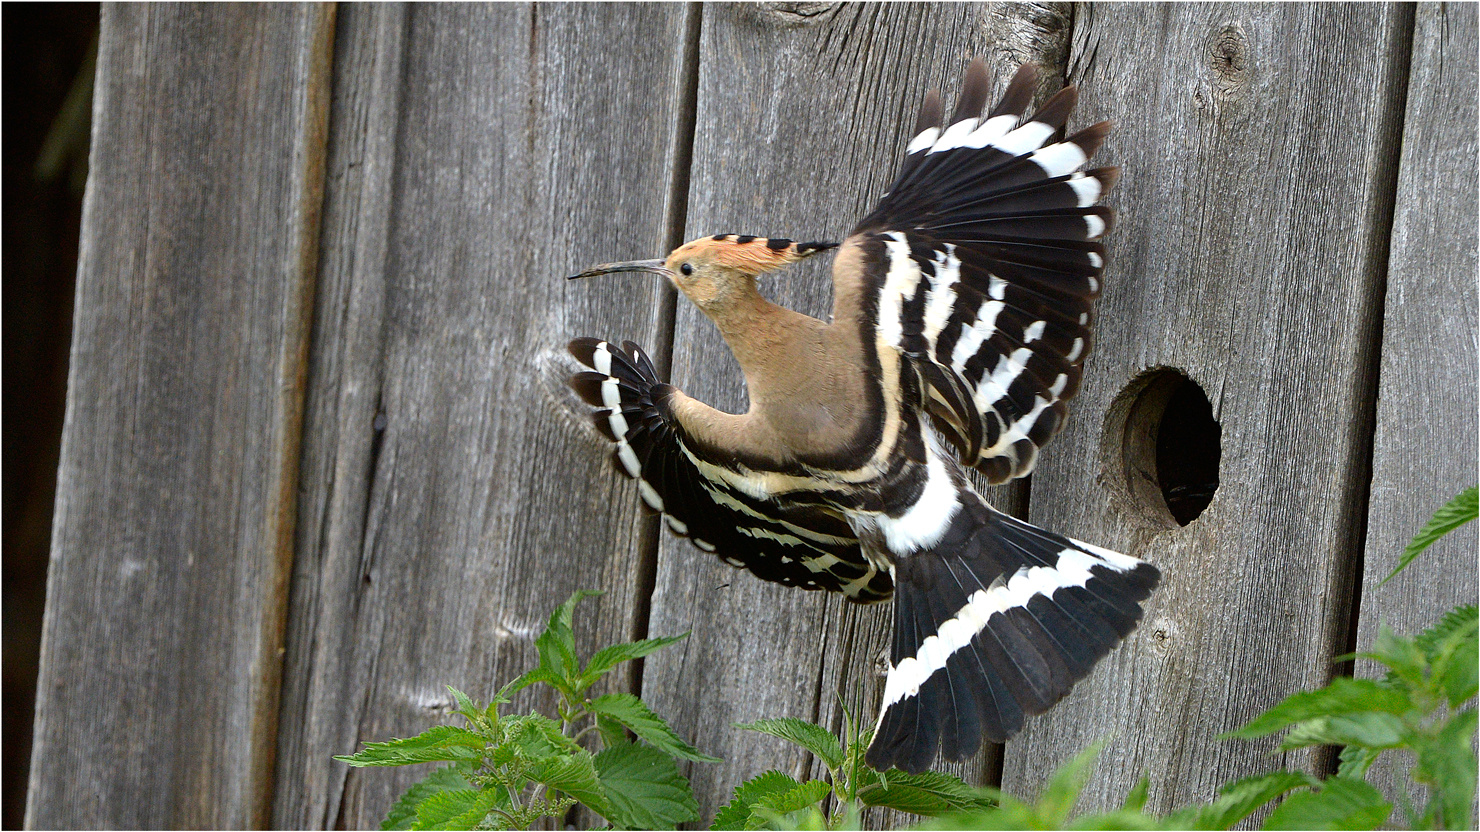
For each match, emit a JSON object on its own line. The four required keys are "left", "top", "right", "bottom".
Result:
{"left": 501, "top": 775, "right": 524, "bottom": 813}
{"left": 488, "top": 806, "right": 520, "bottom": 829}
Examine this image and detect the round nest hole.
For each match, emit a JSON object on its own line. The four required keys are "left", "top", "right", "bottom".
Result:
{"left": 1103, "top": 368, "right": 1221, "bottom": 526}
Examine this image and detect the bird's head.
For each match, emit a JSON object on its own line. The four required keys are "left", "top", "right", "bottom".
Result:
{"left": 569, "top": 235, "right": 837, "bottom": 315}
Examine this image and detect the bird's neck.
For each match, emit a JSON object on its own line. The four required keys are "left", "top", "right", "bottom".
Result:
{"left": 678, "top": 275, "right": 883, "bottom": 469}
{"left": 710, "top": 286, "right": 823, "bottom": 409}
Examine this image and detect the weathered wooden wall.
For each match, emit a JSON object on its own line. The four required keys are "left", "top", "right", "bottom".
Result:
{"left": 26, "top": 5, "right": 333, "bottom": 827}
{"left": 1353, "top": 1, "right": 1479, "bottom": 808}
{"left": 1004, "top": 1, "right": 1416, "bottom": 810}
{"left": 27, "top": 2, "right": 1476, "bottom": 829}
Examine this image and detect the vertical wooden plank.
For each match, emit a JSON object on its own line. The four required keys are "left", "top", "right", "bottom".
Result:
{"left": 999, "top": 3, "right": 1413, "bottom": 813}
{"left": 272, "top": 6, "right": 410, "bottom": 827}
{"left": 1355, "top": 0, "right": 1478, "bottom": 807}
{"left": 25, "top": 5, "right": 334, "bottom": 828}
{"left": 639, "top": 4, "right": 1070, "bottom": 822}
{"left": 271, "top": 5, "right": 696, "bottom": 827}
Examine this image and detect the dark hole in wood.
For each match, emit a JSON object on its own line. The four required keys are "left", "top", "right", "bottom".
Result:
{"left": 1155, "top": 377, "right": 1221, "bottom": 525}
{"left": 1107, "top": 368, "right": 1220, "bottom": 528}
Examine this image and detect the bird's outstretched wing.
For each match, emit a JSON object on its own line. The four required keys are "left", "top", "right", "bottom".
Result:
{"left": 568, "top": 338, "right": 893, "bottom": 603}
{"left": 841, "top": 61, "right": 1116, "bottom": 483}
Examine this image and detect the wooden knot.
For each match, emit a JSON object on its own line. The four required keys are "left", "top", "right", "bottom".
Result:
{"left": 1206, "top": 24, "right": 1250, "bottom": 98}
{"left": 755, "top": 2, "right": 839, "bottom": 27}
{"left": 1149, "top": 616, "right": 1176, "bottom": 656}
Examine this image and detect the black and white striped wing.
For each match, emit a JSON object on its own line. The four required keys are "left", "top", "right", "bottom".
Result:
{"left": 568, "top": 338, "right": 893, "bottom": 603}
{"left": 849, "top": 61, "right": 1116, "bottom": 483}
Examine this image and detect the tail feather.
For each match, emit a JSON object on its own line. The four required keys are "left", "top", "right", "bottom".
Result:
{"left": 922, "top": 574, "right": 983, "bottom": 763}
{"left": 865, "top": 494, "right": 1159, "bottom": 774}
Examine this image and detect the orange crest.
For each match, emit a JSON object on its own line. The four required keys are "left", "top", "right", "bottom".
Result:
{"left": 670, "top": 235, "right": 837, "bottom": 276}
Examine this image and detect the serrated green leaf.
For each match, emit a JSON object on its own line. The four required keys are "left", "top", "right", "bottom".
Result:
{"left": 1414, "top": 708, "right": 1477, "bottom": 830}
{"left": 770, "top": 805, "right": 831, "bottom": 830}
{"left": 1415, "top": 605, "right": 1479, "bottom": 660}
{"left": 490, "top": 676, "right": 519, "bottom": 709}
{"left": 596, "top": 713, "right": 630, "bottom": 749}
{"left": 1260, "top": 777, "right": 1392, "bottom": 830}
{"left": 381, "top": 766, "right": 477, "bottom": 830}
{"left": 529, "top": 751, "right": 612, "bottom": 818}
{"left": 595, "top": 742, "right": 700, "bottom": 830}
{"left": 859, "top": 770, "right": 991, "bottom": 817}
{"left": 1038, "top": 743, "right": 1102, "bottom": 827}
{"left": 1381, "top": 487, "right": 1477, "bottom": 585}
{"left": 580, "top": 634, "right": 688, "bottom": 689}
{"left": 443, "top": 790, "right": 504, "bottom": 831}
{"left": 916, "top": 791, "right": 1039, "bottom": 831}
{"left": 712, "top": 771, "right": 804, "bottom": 831}
{"left": 744, "top": 805, "right": 831, "bottom": 831}
{"left": 1166, "top": 771, "right": 1319, "bottom": 830}
{"left": 1122, "top": 776, "right": 1150, "bottom": 812}
{"left": 1226, "top": 677, "right": 1414, "bottom": 740}
{"left": 1335, "top": 745, "right": 1381, "bottom": 780}
{"left": 756, "top": 779, "right": 831, "bottom": 814}
{"left": 411, "top": 787, "right": 499, "bottom": 831}
{"left": 487, "top": 740, "right": 523, "bottom": 770}
{"left": 734, "top": 717, "right": 844, "bottom": 770}
{"left": 1279, "top": 713, "right": 1407, "bottom": 751}
{"left": 536, "top": 590, "right": 603, "bottom": 682}
{"left": 335, "top": 725, "right": 488, "bottom": 767}
{"left": 507, "top": 665, "right": 571, "bottom": 699}
{"left": 1440, "top": 638, "right": 1478, "bottom": 708}
{"left": 447, "top": 686, "right": 477, "bottom": 719}
{"left": 745, "top": 780, "right": 832, "bottom": 830}
{"left": 1363, "top": 624, "right": 1428, "bottom": 688}
{"left": 1429, "top": 609, "right": 1479, "bottom": 707}
{"left": 511, "top": 714, "right": 580, "bottom": 758}
{"left": 589, "top": 692, "right": 720, "bottom": 763}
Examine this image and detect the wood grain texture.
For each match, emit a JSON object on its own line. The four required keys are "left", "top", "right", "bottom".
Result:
{"left": 638, "top": 4, "right": 1070, "bottom": 824}
{"left": 999, "top": 2, "right": 1414, "bottom": 814}
{"left": 271, "top": 6, "right": 412, "bottom": 827}
{"left": 32, "top": 3, "right": 1456, "bottom": 827}
{"left": 1354, "top": 1, "right": 1478, "bottom": 809}
{"left": 269, "top": 5, "right": 696, "bottom": 827}
{"left": 25, "top": 5, "right": 334, "bottom": 828}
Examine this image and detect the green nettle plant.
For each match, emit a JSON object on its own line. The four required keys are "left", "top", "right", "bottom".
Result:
{"left": 336, "top": 590, "right": 717, "bottom": 830}
{"left": 712, "top": 711, "right": 992, "bottom": 830}
{"left": 340, "top": 487, "right": 1476, "bottom": 831}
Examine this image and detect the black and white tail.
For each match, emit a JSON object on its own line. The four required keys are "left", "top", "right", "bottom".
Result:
{"left": 864, "top": 493, "right": 1159, "bottom": 774}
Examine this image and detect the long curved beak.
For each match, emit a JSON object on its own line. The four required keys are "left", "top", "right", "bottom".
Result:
{"left": 566, "top": 259, "right": 670, "bottom": 280}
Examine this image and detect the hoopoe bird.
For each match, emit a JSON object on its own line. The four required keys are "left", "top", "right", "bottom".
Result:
{"left": 566, "top": 60, "right": 1159, "bottom": 774}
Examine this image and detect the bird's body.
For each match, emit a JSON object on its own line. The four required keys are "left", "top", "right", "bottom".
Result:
{"left": 567, "top": 61, "right": 1159, "bottom": 773}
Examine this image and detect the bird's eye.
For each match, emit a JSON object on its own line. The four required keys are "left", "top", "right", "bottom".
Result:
{"left": 680, "top": 263, "right": 694, "bottom": 276}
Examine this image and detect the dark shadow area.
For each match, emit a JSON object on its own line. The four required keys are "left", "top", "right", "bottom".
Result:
{"left": 1156, "top": 377, "right": 1221, "bottom": 526}
{"left": 3, "top": 4, "right": 99, "bottom": 827}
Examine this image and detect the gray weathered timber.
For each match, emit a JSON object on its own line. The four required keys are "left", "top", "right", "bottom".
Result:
{"left": 272, "top": 6, "right": 412, "bottom": 827}
{"left": 31, "top": 3, "right": 1479, "bottom": 828}
{"left": 1001, "top": 2, "right": 1414, "bottom": 814}
{"left": 269, "top": 5, "right": 697, "bottom": 827}
{"left": 25, "top": 4, "right": 335, "bottom": 829}
{"left": 639, "top": 4, "right": 1068, "bottom": 823}
{"left": 1355, "top": 1, "right": 1479, "bottom": 811}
